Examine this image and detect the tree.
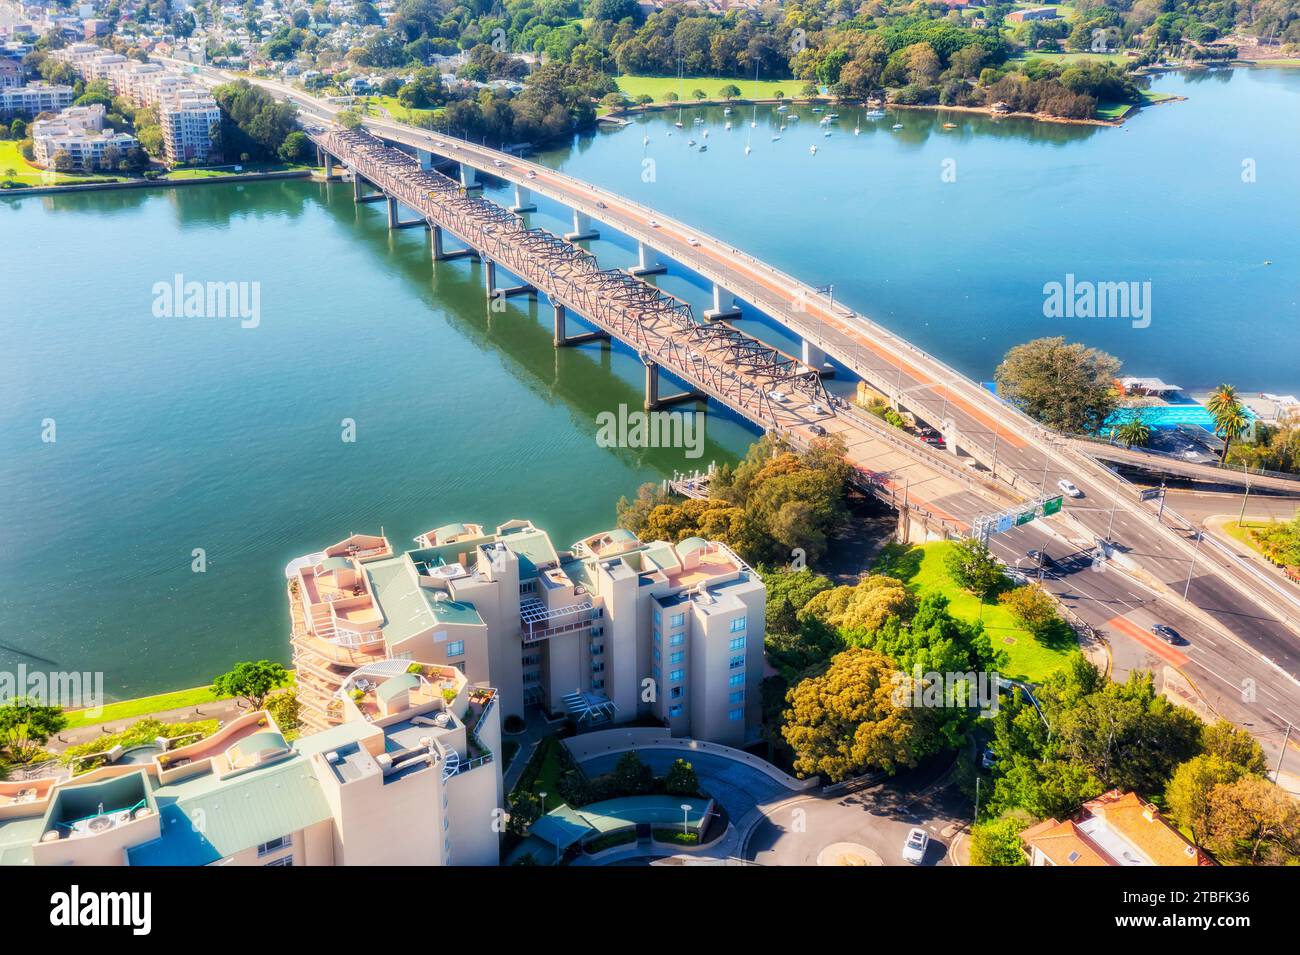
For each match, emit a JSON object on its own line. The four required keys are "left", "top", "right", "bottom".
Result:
{"left": 994, "top": 337, "right": 1122, "bottom": 434}
{"left": 1201, "top": 720, "right": 1267, "bottom": 775}
{"left": 1205, "top": 776, "right": 1300, "bottom": 865}
{"left": 337, "top": 108, "right": 363, "bottom": 129}
{"left": 508, "top": 788, "right": 542, "bottom": 836}
{"left": 0, "top": 699, "right": 67, "bottom": 764}
{"left": 781, "top": 648, "right": 923, "bottom": 781}
{"left": 612, "top": 750, "right": 654, "bottom": 794}
{"left": 1165, "top": 754, "right": 1246, "bottom": 845}
{"left": 799, "top": 574, "right": 914, "bottom": 635}
{"left": 265, "top": 689, "right": 301, "bottom": 736}
{"left": 1206, "top": 385, "right": 1250, "bottom": 464}
{"left": 944, "top": 538, "right": 1004, "bottom": 600}
{"left": 998, "top": 583, "right": 1059, "bottom": 636}
{"left": 663, "top": 758, "right": 700, "bottom": 796}
{"left": 969, "top": 813, "right": 1030, "bottom": 865}
{"left": 719, "top": 83, "right": 742, "bottom": 101}
{"left": 277, "top": 130, "right": 312, "bottom": 163}
{"left": 588, "top": 0, "right": 639, "bottom": 21}
{"left": 1113, "top": 417, "right": 1151, "bottom": 449}
{"left": 691, "top": 88, "right": 707, "bottom": 101}
{"left": 762, "top": 567, "right": 834, "bottom": 636}
{"left": 212, "top": 660, "right": 289, "bottom": 710}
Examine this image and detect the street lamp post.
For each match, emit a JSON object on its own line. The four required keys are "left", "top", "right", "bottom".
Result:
{"left": 1182, "top": 531, "right": 1203, "bottom": 602}
{"left": 681, "top": 803, "right": 692, "bottom": 837}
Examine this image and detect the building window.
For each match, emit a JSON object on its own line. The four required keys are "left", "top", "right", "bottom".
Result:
{"left": 653, "top": 628, "right": 661, "bottom": 644}
{"left": 591, "top": 662, "right": 605, "bottom": 674}
{"left": 669, "top": 704, "right": 684, "bottom": 717}
{"left": 670, "top": 686, "right": 683, "bottom": 700}
{"left": 592, "top": 679, "right": 604, "bottom": 690}
{"left": 729, "top": 655, "right": 744, "bottom": 670}
{"left": 671, "top": 613, "right": 686, "bottom": 629}
{"left": 670, "top": 651, "right": 684, "bottom": 664}
{"left": 728, "top": 708, "right": 743, "bottom": 721}
{"left": 257, "top": 835, "right": 292, "bottom": 857}
{"left": 592, "top": 643, "right": 604, "bottom": 655}
{"left": 729, "top": 635, "right": 746, "bottom": 651}
{"left": 729, "top": 689, "right": 744, "bottom": 704}
{"left": 447, "top": 640, "right": 465, "bottom": 657}
{"left": 652, "top": 664, "right": 660, "bottom": 679}
{"left": 265, "top": 856, "right": 294, "bottom": 867}
{"left": 670, "top": 632, "right": 685, "bottom": 647}
{"left": 669, "top": 669, "right": 684, "bottom": 683}
{"left": 653, "top": 647, "right": 661, "bottom": 662}
{"left": 728, "top": 674, "right": 744, "bottom": 687}
{"left": 654, "top": 609, "right": 662, "bottom": 626}
{"left": 730, "top": 616, "right": 747, "bottom": 633}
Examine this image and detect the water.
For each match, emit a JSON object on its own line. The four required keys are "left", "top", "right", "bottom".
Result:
{"left": 4, "top": 66, "right": 1297, "bottom": 700}
{"left": 526, "top": 67, "right": 1299, "bottom": 395}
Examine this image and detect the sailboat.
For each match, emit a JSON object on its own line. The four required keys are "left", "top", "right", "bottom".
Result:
{"left": 809, "top": 144, "right": 817, "bottom": 155}
{"left": 674, "top": 58, "right": 684, "bottom": 128}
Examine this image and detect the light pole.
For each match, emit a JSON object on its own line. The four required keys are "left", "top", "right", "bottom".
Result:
{"left": 1237, "top": 469, "right": 1253, "bottom": 527}
{"left": 1274, "top": 722, "right": 1293, "bottom": 784}
{"left": 1182, "top": 532, "right": 1203, "bottom": 602}
{"left": 538, "top": 791, "right": 547, "bottom": 815}
{"left": 681, "top": 803, "right": 692, "bottom": 837}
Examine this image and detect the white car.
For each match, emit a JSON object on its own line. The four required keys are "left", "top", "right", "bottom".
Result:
{"left": 687, "top": 237, "right": 700, "bottom": 247}
{"left": 768, "top": 390, "right": 789, "bottom": 404}
{"left": 526, "top": 170, "right": 537, "bottom": 179}
{"left": 902, "top": 827, "right": 929, "bottom": 864}
{"left": 1057, "top": 479, "right": 1083, "bottom": 498}
{"left": 492, "top": 159, "right": 506, "bottom": 168}
{"left": 649, "top": 219, "right": 661, "bottom": 228}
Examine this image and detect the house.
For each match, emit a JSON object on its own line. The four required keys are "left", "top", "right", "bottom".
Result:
{"left": 1021, "top": 790, "right": 1215, "bottom": 866}
{"left": 1008, "top": 6, "right": 1061, "bottom": 22}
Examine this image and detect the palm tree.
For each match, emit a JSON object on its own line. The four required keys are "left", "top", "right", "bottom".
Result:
{"left": 1207, "top": 383, "right": 1249, "bottom": 463}
{"left": 1114, "top": 418, "right": 1152, "bottom": 449}
{"left": 1216, "top": 406, "right": 1250, "bottom": 463}
{"left": 1206, "top": 383, "right": 1239, "bottom": 421}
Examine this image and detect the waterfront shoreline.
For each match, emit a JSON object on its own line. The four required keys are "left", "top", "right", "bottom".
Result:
{"left": 0, "top": 167, "right": 314, "bottom": 199}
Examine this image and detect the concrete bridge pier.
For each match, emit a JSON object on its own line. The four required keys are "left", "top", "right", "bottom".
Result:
{"left": 552, "top": 299, "right": 608, "bottom": 348}
{"left": 431, "top": 224, "right": 479, "bottom": 262}
{"left": 416, "top": 148, "right": 434, "bottom": 170}
{"left": 642, "top": 358, "right": 704, "bottom": 412}
{"left": 704, "top": 283, "right": 741, "bottom": 321}
{"left": 510, "top": 184, "right": 536, "bottom": 213}
{"left": 483, "top": 258, "right": 537, "bottom": 300}
{"left": 801, "top": 339, "right": 827, "bottom": 374}
{"left": 459, "top": 163, "right": 482, "bottom": 192}
{"left": 353, "top": 175, "right": 385, "bottom": 204}
{"left": 628, "top": 240, "right": 667, "bottom": 277}
{"left": 565, "top": 209, "right": 600, "bottom": 242}
{"left": 317, "top": 149, "right": 336, "bottom": 178}
{"left": 386, "top": 196, "right": 427, "bottom": 230}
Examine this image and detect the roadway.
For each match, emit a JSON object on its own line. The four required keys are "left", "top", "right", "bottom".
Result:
{"left": 180, "top": 65, "right": 1300, "bottom": 759}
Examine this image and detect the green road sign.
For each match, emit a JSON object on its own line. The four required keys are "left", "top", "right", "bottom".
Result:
{"left": 1042, "top": 496, "right": 1064, "bottom": 516}
{"left": 1015, "top": 509, "right": 1036, "bottom": 526}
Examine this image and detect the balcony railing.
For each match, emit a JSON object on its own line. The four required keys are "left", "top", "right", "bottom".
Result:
{"left": 520, "top": 597, "right": 597, "bottom": 643}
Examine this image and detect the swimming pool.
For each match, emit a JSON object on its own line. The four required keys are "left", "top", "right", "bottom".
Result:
{"left": 1104, "top": 403, "right": 1254, "bottom": 432}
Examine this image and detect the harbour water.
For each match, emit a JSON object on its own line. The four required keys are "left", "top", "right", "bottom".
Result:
{"left": 3, "top": 66, "right": 1296, "bottom": 699}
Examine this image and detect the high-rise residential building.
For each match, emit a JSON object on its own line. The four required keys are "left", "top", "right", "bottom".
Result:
{"left": 0, "top": 660, "right": 502, "bottom": 866}
{"left": 30, "top": 103, "right": 137, "bottom": 170}
{"left": 0, "top": 82, "right": 74, "bottom": 116}
{"left": 288, "top": 520, "right": 766, "bottom": 748}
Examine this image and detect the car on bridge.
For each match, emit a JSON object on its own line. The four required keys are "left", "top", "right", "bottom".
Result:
{"left": 1057, "top": 478, "right": 1084, "bottom": 498}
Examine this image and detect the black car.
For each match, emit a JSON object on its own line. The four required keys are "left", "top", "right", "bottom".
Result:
{"left": 916, "top": 426, "right": 945, "bottom": 447}
{"left": 809, "top": 424, "right": 827, "bottom": 436}
{"left": 1151, "top": 624, "right": 1182, "bottom": 645}
{"left": 1026, "top": 549, "right": 1055, "bottom": 568}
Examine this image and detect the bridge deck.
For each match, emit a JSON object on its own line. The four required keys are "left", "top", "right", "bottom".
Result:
{"left": 313, "top": 128, "right": 1001, "bottom": 534}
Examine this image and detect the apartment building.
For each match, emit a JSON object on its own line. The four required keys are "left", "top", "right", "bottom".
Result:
{"left": 0, "top": 660, "right": 502, "bottom": 866}
{"left": 0, "top": 82, "right": 74, "bottom": 116}
{"left": 288, "top": 520, "right": 766, "bottom": 748}
{"left": 31, "top": 102, "right": 137, "bottom": 170}
{"left": 51, "top": 45, "right": 221, "bottom": 164}
{"left": 0, "top": 58, "right": 22, "bottom": 88}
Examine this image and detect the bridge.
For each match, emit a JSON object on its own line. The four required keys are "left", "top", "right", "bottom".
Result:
{"left": 312, "top": 125, "right": 1001, "bottom": 541}
{"left": 165, "top": 64, "right": 1300, "bottom": 763}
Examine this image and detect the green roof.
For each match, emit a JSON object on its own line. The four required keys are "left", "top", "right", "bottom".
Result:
{"left": 0, "top": 816, "right": 45, "bottom": 867}
{"left": 367, "top": 556, "right": 439, "bottom": 648}
{"left": 423, "top": 591, "right": 484, "bottom": 627}
{"left": 127, "top": 757, "right": 331, "bottom": 866}
{"left": 292, "top": 719, "right": 374, "bottom": 757}
{"left": 499, "top": 528, "right": 559, "bottom": 575}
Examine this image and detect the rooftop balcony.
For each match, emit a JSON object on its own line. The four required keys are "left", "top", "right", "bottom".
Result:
{"left": 520, "top": 596, "right": 598, "bottom": 643}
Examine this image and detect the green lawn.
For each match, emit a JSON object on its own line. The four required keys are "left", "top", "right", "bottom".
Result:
{"left": 613, "top": 75, "right": 794, "bottom": 103}
{"left": 0, "top": 139, "right": 114, "bottom": 186}
{"left": 1010, "top": 50, "right": 1131, "bottom": 66}
{"left": 1221, "top": 520, "right": 1271, "bottom": 556}
{"left": 63, "top": 684, "right": 229, "bottom": 730}
{"left": 877, "top": 541, "right": 1076, "bottom": 683}
{"left": 357, "top": 94, "right": 441, "bottom": 125}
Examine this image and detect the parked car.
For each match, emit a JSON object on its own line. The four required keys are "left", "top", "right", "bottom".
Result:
{"left": 1057, "top": 479, "right": 1083, "bottom": 498}
{"left": 981, "top": 747, "right": 998, "bottom": 770}
{"left": 1151, "top": 624, "right": 1183, "bottom": 645}
{"left": 902, "top": 827, "right": 929, "bottom": 864}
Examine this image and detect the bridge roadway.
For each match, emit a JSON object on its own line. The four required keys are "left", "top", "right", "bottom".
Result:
{"left": 176, "top": 66, "right": 1300, "bottom": 760}
{"left": 314, "top": 126, "right": 1000, "bottom": 537}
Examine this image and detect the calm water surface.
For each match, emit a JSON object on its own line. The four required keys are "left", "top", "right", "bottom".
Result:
{"left": 3, "top": 67, "right": 1297, "bottom": 698}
